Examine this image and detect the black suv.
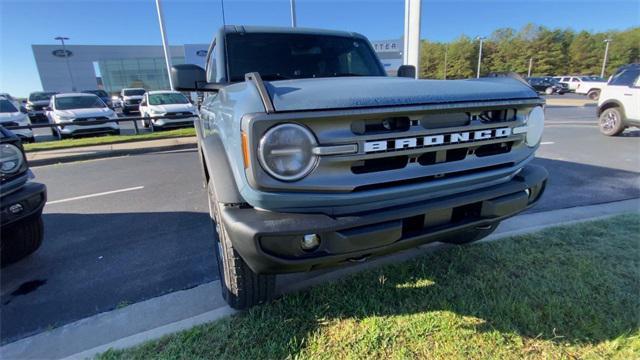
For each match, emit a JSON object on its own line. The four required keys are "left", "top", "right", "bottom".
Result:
{"left": 1, "top": 126, "right": 46, "bottom": 265}
{"left": 526, "top": 77, "right": 567, "bottom": 95}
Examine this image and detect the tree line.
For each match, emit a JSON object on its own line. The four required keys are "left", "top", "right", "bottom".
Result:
{"left": 419, "top": 24, "right": 640, "bottom": 79}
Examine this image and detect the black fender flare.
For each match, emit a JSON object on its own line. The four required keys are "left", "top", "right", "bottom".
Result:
{"left": 198, "top": 125, "right": 245, "bottom": 205}
{"left": 598, "top": 99, "right": 625, "bottom": 118}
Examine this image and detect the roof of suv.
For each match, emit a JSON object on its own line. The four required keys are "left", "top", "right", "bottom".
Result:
{"left": 222, "top": 25, "right": 362, "bottom": 39}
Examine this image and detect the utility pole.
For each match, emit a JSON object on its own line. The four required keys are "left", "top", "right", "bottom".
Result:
{"left": 443, "top": 46, "right": 448, "bottom": 80}
{"left": 601, "top": 39, "right": 612, "bottom": 78}
{"left": 403, "top": 0, "right": 422, "bottom": 78}
{"left": 54, "top": 36, "right": 76, "bottom": 91}
{"left": 290, "top": 0, "right": 297, "bottom": 27}
{"left": 155, "top": 0, "right": 174, "bottom": 90}
{"left": 527, "top": 58, "right": 533, "bottom": 77}
{"left": 476, "top": 36, "right": 485, "bottom": 78}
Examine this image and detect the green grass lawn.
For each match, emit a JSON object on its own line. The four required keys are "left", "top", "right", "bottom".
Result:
{"left": 24, "top": 127, "right": 195, "bottom": 152}
{"left": 99, "top": 214, "right": 640, "bottom": 360}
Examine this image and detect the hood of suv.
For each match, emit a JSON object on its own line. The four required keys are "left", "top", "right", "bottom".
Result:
{"left": 55, "top": 107, "right": 114, "bottom": 118}
{"left": 265, "top": 76, "right": 538, "bottom": 112}
{"left": 149, "top": 103, "right": 195, "bottom": 113}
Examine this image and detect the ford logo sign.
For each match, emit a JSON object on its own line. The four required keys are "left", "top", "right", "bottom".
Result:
{"left": 52, "top": 49, "right": 72, "bottom": 57}
{"left": 196, "top": 50, "right": 207, "bottom": 57}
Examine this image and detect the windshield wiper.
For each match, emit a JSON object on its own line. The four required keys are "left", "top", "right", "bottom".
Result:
{"left": 258, "top": 74, "right": 291, "bottom": 81}
{"left": 331, "top": 72, "right": 367, "bottom": 77}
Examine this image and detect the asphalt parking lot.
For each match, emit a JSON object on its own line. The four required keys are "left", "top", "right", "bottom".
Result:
{"left": 2, "top": 102, "right": 639, "bottom": 344}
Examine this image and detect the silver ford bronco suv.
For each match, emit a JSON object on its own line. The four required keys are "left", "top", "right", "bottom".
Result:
{"left": 171, "top": 26, "right": 548, "bottom": 309}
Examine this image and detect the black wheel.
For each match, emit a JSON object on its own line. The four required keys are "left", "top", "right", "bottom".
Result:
{"left": 544, "top": 87, "right": 554, "bottom": 95}
{"left": 587, "top": 89, "right": 600, "bottom": 101}
{"left": 599, "top": 107, "right": 625, "bottom": 136}
{"left": 442, "top": 223, "right": 498, "bottom": 245}
{"left": 111, "top": 129, "right": 121, "bottom": 136}
{"left": 1, "top": 217, "right": 44, "bottom": 266}
{"left": 143, "top": 116, "right": 150, "bottom": 128}
{"left": 208, "top": 181, "right": 275, "bottom": 309}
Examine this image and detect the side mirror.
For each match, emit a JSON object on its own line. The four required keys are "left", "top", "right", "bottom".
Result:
{"left": 171, "top": 64, "right": 224, "bottom": 92}
{"left": 397, "top": 65, "right": 416, "bottom": 79}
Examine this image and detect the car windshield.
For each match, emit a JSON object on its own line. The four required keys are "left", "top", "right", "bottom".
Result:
{"left": 83, "top": 90, "right": 109, "bottom": 97}
{"left": 29, "top": 92, "right": 56, "bottom": 101}
{"left": 123, "top": 89, "right": 145, "bottom": 96}
{"left": 0, "top": 99, "right": 18, "bottom": 113}
{"left": 148, "top": 93, "right": 189, "bottom": 105}
{"left": 55, "top": 96, "right": 106, "bottom": 110}
{"left": 225, "top": 33, "right": 386, "bottom": 82}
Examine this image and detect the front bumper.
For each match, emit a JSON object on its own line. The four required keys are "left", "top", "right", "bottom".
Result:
{"left": 1, "top": 182, "right": 47, "bottom": 227}
{"left": 221, "top": 164, "right": 547, "bottom": 274}
{"left": 58, "top": 122, "right": 119, "bottom": 135}
{"left": 153, "top": 117, "right": 196, "bottom": 128}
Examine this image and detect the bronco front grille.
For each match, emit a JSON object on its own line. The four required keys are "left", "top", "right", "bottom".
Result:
{"left": 245, "top": 100, "right": 541, "bottom": 193}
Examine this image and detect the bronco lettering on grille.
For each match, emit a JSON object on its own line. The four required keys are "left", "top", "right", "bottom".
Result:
{"left": 364, "top": 127, "right": 512, "bottom": 153}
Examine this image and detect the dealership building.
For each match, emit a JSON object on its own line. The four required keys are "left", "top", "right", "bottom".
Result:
{"left": 31, "top": 39, "right": 402, "bottom": 94}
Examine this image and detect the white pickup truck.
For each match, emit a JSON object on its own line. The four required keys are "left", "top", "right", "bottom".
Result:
{"left": 575, "top": 76, "right": 607, "bottom": 100}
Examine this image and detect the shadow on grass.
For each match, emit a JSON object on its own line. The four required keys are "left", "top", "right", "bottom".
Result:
{"left": 102, "top": 214, "right": 640, "bottom": 359}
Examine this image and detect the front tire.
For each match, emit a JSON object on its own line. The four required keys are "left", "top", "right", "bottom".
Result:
{"left": 587, "top": 89, "right": 600, "bottom": 100}
{"left": 599, "top": 107, "right": 625, "bottom": 136}
{"left": 544, "top": 87, "right": 554, "bottom": 95}
{"left": 208, "top": 181, "right": 275, "bottom": 309}
{"left": 1, "top": 217, "right": 44, "bottom": 266}
{"left": 442, "top": 223, "right": 498, "bottom": 245}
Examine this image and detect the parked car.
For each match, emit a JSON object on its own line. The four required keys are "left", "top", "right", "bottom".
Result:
{"left": 0, "top": 126, "right": 46, "bottom": 265}
{"left": 171, "top": 26, "right": 548, "bottom": 309}
{"left": 26, "top": 91, "right": 57, "bottom": 123}
{"left": 138, "top": 91, "right": 197, "bottom": 131}
{"left": 597, "top": 64, "right": 640, "bottom": 136}
{"left": 46, "top": 93, "right": 120, "bottom": 139}
{"left": 526, "top": 77, "right": 567, "bottom": 95}
{"left": 0, "top": 93, "right": 23, "bottom": 111}
{"left": 575, "top": 76, "right": 607, "bottom": 100}
{"left": 0, "top": 96, "right": 34, "bottom": 143}
{"left": 120, "top": 88, "right": 146, "bottom": 114}
{"left": 82, "top": 89, "right": 113, "bottom": 109}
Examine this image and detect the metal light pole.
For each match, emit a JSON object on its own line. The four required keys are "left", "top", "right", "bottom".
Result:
{"left": 443, "top": 46, "right": 448, "bottom": 80}
{"left": 290, "top": 0, "right": 297, "bottom": 27}
{"left": 601, "top": 39, "right": 612, "bottom": 78}
{"left": 155, "top": 0, "right": 174, "bottom": 90}
{"left": 527, "top": 58, "right": 533, "bottom": 77}
{"left": 55, "top": 36, "right": 76, "bottom": 91}
{"left": 476, "top": 36, "right": 485, "bottom": 78}
{"left": 403, "top": 0, "right": 422, "bottom": 78}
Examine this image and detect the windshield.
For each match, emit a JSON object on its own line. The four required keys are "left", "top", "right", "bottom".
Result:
{"left": 83, "top": 90, "right": 109, "bottom": 97}
{"left": 149, "top": 93, "right": 189, "bottom": 105}
{"left": 0, "top": 99, "right": 18, "bottom": 113}
{"left": 225, "top": 33, "right": 385, "bottom": 82}
{"left": 123, "top": 89, "right": 145, "bottom": 96}
{"left": 55, "top": 96, "right": 106, "bottom": 110}
{"left": 29, "top": 92, "right": 56, "bottom": 101}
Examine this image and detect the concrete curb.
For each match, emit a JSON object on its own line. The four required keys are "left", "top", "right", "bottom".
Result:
{"left": 2, "top": 198, "right": 638, "bottom": 359}
{"left": 27, "top": 138, "right": 197, "bottom": 167}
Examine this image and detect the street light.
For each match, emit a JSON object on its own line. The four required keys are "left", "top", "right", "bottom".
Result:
{"left": 290, "top": 0, "right": 297, "bottom": 27}
{"left": 155, "top": 0, "right": 174, "bottom": 90}
{"left": 476, "top": 36, "right": 486, "bottom": 78}
{"left": 54, "top": 36, "right": 76, "bottom": 91}
{"left": 601, "top": 39, "right": 612, "bottom": 78}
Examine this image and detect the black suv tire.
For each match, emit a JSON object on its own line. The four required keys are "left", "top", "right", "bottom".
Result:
{"left": 587, "top": 89, "right": 600, "bottom": 100}
{"left": 443, "top": 223, "right": 498, "bottom": 245}
{"left": 208, "top": 181, "right": 275, "bottom": 309}
{"left": 1, "top": 217, "right": 44, "bottom": 266}
{"left": 599, "top": 107, "right": 625, "bottom": 136}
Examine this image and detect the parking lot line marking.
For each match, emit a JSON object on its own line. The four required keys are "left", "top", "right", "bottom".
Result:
{"left": 541, "top": 142, "right": 555, "bottom": 145}
{"left": 47, "top": 186, "right": 145, "bottom": 205}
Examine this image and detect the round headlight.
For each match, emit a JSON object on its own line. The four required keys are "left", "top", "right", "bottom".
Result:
{"left": 258, "top": 123, "right": 318, "bottom": 181}
{"left": 0, "top": 144, "right": 25, "bottom": 175}
{"left": 526, "top": 106, "right": 544, "bottom": 147}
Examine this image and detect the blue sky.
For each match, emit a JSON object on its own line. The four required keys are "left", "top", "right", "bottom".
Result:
{"left": 1, "top": 0, "right": 638, "bottom": 97}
